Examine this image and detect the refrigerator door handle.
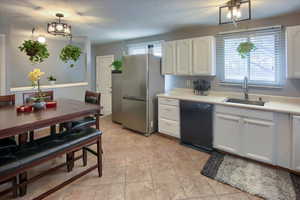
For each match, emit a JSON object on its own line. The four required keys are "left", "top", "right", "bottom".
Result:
{"left": 123, "top": 96, "right": 146, "bottom": 102}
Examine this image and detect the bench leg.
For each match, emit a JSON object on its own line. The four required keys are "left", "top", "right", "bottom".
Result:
{"left": 82, "top": 149, "right": 87, "bottom": 167}
{"left": 29, "top": 131, "right": 34, "bottom": 142}
{"left": 50, "top": 125, "right": 56, "bottom": 136}
{"left": 97, "top": 136, "right": 102, "bottom": 177}
{"left": 18, "top": 133, "right": 28, "bottom": 145}
{"left": 66, "top": 152, "right": 75, "bottom": 172}
{"left": 19, "top": 172, "right": 27, "bottom": 196}
{"left": 12, "top": 177, "right": 18, "bottom": 198}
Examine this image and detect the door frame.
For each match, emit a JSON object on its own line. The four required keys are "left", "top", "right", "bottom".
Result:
{"left": 96, "top": 55, "right": 114, "bottom": 116}
{"left": 0, "top": 34, "right": 6, "bottom": 95}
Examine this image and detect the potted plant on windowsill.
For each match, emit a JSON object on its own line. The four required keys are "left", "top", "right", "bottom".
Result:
{"left": 111, "top": 60, "right": 123, "bottom": 73}
{"left": 47, "top": 75, "right": 56, "bottom": 85}
{"left": 28, "top": 68, "right": 46, "bottom": 110}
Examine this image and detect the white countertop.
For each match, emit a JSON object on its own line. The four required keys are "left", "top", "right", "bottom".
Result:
{"left": 157, "top": 88, "right": 300, "bottom": 115}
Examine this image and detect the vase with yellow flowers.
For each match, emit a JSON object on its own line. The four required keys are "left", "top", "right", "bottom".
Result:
{"left": 28, "top": 68, "right": 46, "bottom": 110}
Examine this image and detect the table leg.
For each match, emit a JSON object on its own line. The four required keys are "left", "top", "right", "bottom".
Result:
{"left": 19, "top": 172, "right": 27, "bottom": 196}
{"left": 50, "top": 125, "right": 56, "bottom": 136}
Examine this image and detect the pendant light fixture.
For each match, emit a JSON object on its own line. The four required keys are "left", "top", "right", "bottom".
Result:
{"left": 219, "top": 0, "right": 251, "bottom": 25}
{"left": 47, "top": 13, "right": 71, "bottom": 36}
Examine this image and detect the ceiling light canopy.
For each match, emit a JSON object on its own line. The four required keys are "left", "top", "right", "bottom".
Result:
{"left": 47, "top": 13, "right": 71, "bottom": 37}
{"left": 219, "top": 0, "right": 251, "bottom": 25}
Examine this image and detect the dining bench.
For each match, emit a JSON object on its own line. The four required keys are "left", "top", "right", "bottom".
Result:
{"left": 0, "top": 127, "right": 102, "bottom": 199}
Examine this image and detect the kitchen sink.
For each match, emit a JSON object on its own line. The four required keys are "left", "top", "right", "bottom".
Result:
{"left": 225, "top": 98, "right": 265, "bottom": 106}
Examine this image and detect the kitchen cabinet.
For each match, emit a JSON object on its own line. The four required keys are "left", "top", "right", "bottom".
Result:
{"left": 161, "top": 36, "right": 215, "bottom": 76}
{"left": 214, "top": 113, "right": 241, "bottom": 155}
{"left": 286, "top": 25, "right": 300, "bottom": 79}
{"left": 292, "top": 116, "right": 300, "bottom": 171}
{"left": 243, "top": 118, "right": 275, "bottom": 163}
{"left": 214, "top": 105, "right": 275, "bottom": 164}
{"left": 176, "top": 39, "right": 192, "bottom": 75}
{"left": 192, "top": 36, "right": 216, "bottom": 75}
{"left": 158, "top": 97, "right": 180, "bottom": 138}
{"left": 162, "top": 41, "right": 176, "bottom": 74}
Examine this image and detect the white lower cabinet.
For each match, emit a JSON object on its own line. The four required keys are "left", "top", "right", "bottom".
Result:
{"left": 214, "top": 105, "right": 275, "bottom": 164}
{"left": 243, "top": 118, "right": 275, "bottom": 163}
{"left": 214, "top": 113, "right": 241, "bottom": 155}
{"left": 158, "top": 97, "right": 180, "bottom": 138}
{"left": 292, "top": 116, "right": 300, "bottom": 171}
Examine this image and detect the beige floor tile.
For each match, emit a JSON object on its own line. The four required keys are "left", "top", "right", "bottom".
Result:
{"left": 62, "top": 186, "right": 96, "bottom": 200}
{"left": 125, "top": 162, "right": 152, "bottom": 183}
{"left": 94, "top": 183, "right": 125, "bottom": 200}
{"left": 153, "top": 180, "right": 186, "bottom": 200}
{"left": 125, "top": 181, "right": 155, "bottom": 200}
{"left": 218, "top": 193, "right": 250, "bottom": 200}
{"left": 178, "top": 175, "right": 216, "bottom": 198}
{"left": 207, "top": 179, "right": 241, "bottom": 195}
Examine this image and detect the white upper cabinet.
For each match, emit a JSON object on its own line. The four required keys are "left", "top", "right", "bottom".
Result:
{"left": 162, "top": 41, "right": 176, "bottom": 75}
{"left": 286, "top": 25, "right": 300, "bottom": 79}
{"left": 161, "top": 36, "right": 215, "bottom": 76}
{"left": 176, "top": 39, "right": 192, "bottom": 75}
{"left": 192, "top": 36, "right": 216, "bottom": 76}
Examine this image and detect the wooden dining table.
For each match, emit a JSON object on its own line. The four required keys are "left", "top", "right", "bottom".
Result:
{"left": 0, "top": 98, "right": 101, "bottom": 196}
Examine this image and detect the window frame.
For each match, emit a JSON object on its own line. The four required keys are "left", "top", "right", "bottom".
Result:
{"left": 216, "top": 27, "right": 285, "bottom": 87}
{"left": 127, "top": 41, "right": 163, "bottom": 57}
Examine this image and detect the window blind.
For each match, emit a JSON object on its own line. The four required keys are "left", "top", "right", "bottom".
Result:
{"left": 127, "top": 41, "right": 162, "bottom": 57}
{"left": 216, "top": 27, "right": 284, "bottom": 86}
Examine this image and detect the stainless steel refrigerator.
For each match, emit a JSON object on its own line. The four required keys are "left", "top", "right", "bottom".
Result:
{"left": 112, "top": 72, "right": 123, "bottom": 124}
{"left": 122, "top": 54, "right": 164, "bottom": 136}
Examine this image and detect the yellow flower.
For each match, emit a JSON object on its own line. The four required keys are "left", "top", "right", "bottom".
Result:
{"left": 28, "top": 68, "right": 44, "bottom": 82}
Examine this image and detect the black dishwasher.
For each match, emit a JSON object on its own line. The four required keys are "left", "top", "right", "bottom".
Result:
{"left": 180, "top": 100, "right": 213, "bottom": 152}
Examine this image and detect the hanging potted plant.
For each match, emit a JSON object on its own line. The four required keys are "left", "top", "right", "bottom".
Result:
{"left": 18, "top": 40, "right": 50, "bottom": 64}
{"left": 111, "top": 60, "right": 123, "bottom": 73}
{"left": 237, "top": 41, "right": 256, "bottom": 58}
{"left": 59, "top": 44, "right": 82, "bottom": 67}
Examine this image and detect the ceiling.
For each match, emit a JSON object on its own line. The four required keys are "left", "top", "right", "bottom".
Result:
{"left": 0, "top": 0, "right": 299, "bottom": 44}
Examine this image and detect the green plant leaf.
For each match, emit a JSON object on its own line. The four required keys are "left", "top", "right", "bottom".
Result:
{"left": 111, "top": 60, "right": 123, "bottom": 71}
{"left": 59, "top": 44, "right": 82, "bottom": 68}
{"left": 18, "top": 40, "right": 50, "bottom": 64}
{"left": 237, "top": 42, "right": 256, "bottom": 59}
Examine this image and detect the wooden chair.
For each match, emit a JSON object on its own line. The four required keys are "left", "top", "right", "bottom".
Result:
{"left": 0, "top": 95, "right": 18, "bottom": 197}
{"left": 59, "top": 91, "right": 101, "bottom": 169}
{"left": 22, "top": 91, "right": 54, "bottom": 142}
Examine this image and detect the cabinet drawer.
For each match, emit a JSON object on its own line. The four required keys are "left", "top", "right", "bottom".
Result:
{"left": 159, "top": 98, "right": 179, "bottom": 106}
{"left": 215, "top": 105, "right": 274, "bottom": 121}
{"left": 159, "top": 118, "right": 180, "bottom": 138}
{"left": 159, "top": 104, "right": 179, "bottom": 121}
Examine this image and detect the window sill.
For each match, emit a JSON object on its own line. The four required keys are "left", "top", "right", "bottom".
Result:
{"left": 217, "top": 82, "right": 284, "bottom": 89}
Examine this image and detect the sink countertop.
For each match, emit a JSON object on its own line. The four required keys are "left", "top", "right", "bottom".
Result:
{"left": 157, "top": 89, "right": 300, "bottom": 115}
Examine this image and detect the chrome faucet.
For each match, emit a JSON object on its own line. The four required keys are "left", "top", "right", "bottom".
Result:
{"left": 242, "top": 76, "right": 249, "bottom": 100}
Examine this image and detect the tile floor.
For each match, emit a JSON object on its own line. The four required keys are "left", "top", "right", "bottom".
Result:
{"left": 0, "top": 117, "right": 263, "bottom": 200}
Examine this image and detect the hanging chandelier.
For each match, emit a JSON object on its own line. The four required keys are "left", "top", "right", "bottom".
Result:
{"left": 47, "top": 13, "right": 71, "bottom": 36}
{"left": 219, "top": 0, "right": 251, "bottom": 25}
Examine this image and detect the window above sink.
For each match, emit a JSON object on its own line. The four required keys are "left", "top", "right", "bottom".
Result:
{"left": 216, "top": 26, "right": 285, "bottom": 87}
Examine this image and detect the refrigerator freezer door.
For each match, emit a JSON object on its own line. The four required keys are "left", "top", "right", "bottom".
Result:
{"left": 122, "top": 55, "right": 148, "bottom": 99}
{"left": 122, "top": 98, "right": 147, "bottom": 133}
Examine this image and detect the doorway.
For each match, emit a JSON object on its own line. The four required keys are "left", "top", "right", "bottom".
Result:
{"left": 96, "top": 55, "right": 114, "bottom": 116}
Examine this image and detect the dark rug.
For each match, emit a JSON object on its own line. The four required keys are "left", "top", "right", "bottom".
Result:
{"left": 201, "top": 152, "right": 300, "bottom": 200}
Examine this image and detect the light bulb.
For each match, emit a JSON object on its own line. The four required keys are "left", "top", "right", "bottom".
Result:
{"left": 56, "top": 24, "right": 63, "bottom": 31}
{"left": 37, "top": 36, "right": 46, "bottom": 43}
{"left": 48, "top": 25, "right": 55, "bottom": 32}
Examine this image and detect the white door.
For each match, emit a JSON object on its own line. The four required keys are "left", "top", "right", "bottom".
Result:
{"left": 292, "top": 116, "right": 300, "bottom": 171}
{"left": 287, "top": 25, "right": 300, "bottom": 78}
{"left": 192, "top": 37, "right": 215, "bottom": 75}
{"left": 214, "top": 113, "right": 241, "bottom": 155}
{"left": 0, "top": 35, "right": 5, "bottom": 95}
{"left": 243, "top": 118, "right": 275, "bottom": 164}
{"left": 176, "top": 39, "right": 192, "bottom": 75}
{"left": 162, "top": 41, "right": 176, "bottom": 74}
{"left": 96, "top": 55, "right": 113, "bottom": 116}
